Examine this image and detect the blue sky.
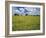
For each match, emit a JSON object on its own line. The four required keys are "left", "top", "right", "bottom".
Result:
{"left": 12, "top": 7, "right": 40, "bottom": 15}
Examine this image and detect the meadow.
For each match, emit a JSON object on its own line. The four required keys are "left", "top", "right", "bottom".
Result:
{"left": 12, "top": 16, "right": 40, "bottom": 31}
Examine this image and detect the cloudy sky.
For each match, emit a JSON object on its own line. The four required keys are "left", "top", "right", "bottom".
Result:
{"left": 12, "top": 7, "right": 40, "bottom": 15}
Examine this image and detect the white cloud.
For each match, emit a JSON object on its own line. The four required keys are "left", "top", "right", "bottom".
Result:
{"left": 33, "top": 8, "right": 36, "bottom": 11}
{"left": 19, "top": 8, "right": 25, "bottom": 11}
{"left": 25, "top": 7, "right": 33, "bottom": 11}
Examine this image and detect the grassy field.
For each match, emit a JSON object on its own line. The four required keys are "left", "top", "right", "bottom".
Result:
{"left": 12, "top": 16, "right": 40, "bottom": 31}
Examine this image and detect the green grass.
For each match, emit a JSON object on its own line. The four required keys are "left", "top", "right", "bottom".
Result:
{"left": 12, "top": 16, "right": 40, "bottom": 31}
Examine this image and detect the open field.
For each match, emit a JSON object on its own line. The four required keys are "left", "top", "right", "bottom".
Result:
{"left": 12, "top": 16, "right": 40, "bottom": 31}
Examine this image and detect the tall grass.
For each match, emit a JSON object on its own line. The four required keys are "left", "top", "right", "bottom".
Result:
{"left": 12, "top": 16, "right": 40, "bottom": 31}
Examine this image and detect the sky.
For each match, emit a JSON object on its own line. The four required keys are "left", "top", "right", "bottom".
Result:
{"left": 12, "top": 7, "right": 40, "bottom": 16}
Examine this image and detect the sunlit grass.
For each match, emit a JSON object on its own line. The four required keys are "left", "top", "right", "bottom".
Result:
{"left": 12, "top": 16, "right": 40, "bottom": 31}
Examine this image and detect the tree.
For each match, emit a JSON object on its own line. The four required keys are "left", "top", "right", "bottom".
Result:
{"left": 25, "top": 14, "right": 28, "bottom": 16}
{"left": 14, "top": 14, "right": 19, "bottom": 16}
